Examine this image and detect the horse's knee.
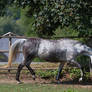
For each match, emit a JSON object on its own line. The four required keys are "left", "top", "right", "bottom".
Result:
{"left": 18, "top": 64, "right": 24, "bottom": 69}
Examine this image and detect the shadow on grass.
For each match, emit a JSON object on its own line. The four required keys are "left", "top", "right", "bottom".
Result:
{"left": 60, "top": 80, "right": 92, "bottom": 85}
{"left": 41, "top": 78, "right": 92, "bottom": 86}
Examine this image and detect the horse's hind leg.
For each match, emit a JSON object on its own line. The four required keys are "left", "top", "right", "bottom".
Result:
{"left": 56, "top": 62, "right": 65, "bottom": 83}
{"left": 16, "top": 63, "right": 25, "bottom": 84}
{"left": 26, "top": 61, "right": 36, "bottom": 80}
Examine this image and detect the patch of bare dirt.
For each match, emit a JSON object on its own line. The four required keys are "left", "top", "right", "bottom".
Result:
{"left": 0, "top": 63, "right": 92, "bottom": 88}
{"left": 0, "top": 73, "right": 92, "bottom": 88}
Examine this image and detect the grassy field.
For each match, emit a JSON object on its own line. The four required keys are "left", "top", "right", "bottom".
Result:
{"left": 0, "top": 63, "right": 92, "bottom": 92}
{"left": 0, "top": 83, "right": 92, "bottom": 92}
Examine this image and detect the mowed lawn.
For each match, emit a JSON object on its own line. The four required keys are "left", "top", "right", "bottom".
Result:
{"left": 0, "top": 83, "right": 92, "bottom": 92}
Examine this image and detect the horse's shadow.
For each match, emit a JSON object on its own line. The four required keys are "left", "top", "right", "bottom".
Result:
{"left": 43, "top": 79, "right": 92, "bottom": 85}
{"left": 57, "top": 80, "right": 92, "bottom": 85}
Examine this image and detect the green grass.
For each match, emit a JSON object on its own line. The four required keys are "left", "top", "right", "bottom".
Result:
{"left": 0, "top": 83, "right": 91, "bottom": 92}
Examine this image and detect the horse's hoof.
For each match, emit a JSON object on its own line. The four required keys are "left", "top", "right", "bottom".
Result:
{"left": 79, "top": 77, "right": 83, "bottom": 82}
{"left": 32, "top": 75, "right": 36, "bottom": 80}
{"left": 17, "top": 81, "right": 23, "bottom": 84}
{"left": 8, "top": 69, "right": 11, "bottom": 73}
{"left": 57, "top": 81, "right": 61, "bottom": 84}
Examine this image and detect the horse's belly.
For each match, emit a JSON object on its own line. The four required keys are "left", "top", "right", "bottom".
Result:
{"left": 38, "top": 48, "right": 67, "bottom": 62}
{"left": 38, "top": 40, "right": 69, "bottom": 62}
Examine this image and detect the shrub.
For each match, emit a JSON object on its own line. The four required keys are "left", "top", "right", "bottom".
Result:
{"left": 36, "top": 70, "right": 58, "bottom": 79}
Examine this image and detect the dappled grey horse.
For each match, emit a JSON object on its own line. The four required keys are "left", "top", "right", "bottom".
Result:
{"left": 5, "top": 38, "right": 92, "bottom": 83}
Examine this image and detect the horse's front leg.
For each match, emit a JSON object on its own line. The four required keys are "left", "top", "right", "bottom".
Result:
{"left": 26, "top": 61, "right": 36, "bottom": 80}
{"left": 16, "top": 63, "right": 25, "bottom": 84}
{"left": 90, "top": 56, "right": 92, "bottom": 72}
{"left": 56, "top": 62, "right": 65, "bottom": 83}
{"left": 71, "top": 60, "right": 83, "bottom": 82}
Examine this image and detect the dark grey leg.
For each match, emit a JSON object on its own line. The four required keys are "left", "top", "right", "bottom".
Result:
{"left": 90, "top": 56, "right": 92, "bottom": 72}
{"left": 90, "top": 61, "right": 92, "bottom": 73}
{"left": 26, "top": 62, "right": 36, "bottom": 80}
{"left": 56, "top": 62, "right": 65, "bottom": 81}
{"left": 16, "top": 63, "right": 24, "bottom": 83}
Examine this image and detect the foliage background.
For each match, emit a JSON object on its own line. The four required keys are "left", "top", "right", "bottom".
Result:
{"left": 0, "top": 0, "right": 92, "bottom": 38}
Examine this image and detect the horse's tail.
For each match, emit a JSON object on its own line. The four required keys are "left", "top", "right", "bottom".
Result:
{"left": 4, "top": 39, "right": 27, "bottom": 68}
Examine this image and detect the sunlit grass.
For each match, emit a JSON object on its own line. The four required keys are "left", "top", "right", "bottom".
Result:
{"left": 0, "top": 83, "right": 91, "bottom": 92}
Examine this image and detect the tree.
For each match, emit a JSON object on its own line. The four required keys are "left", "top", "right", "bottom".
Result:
{"left": 11, "top": 0, "right": 92, "bottom": 37}
{"left": 0, "top": 0, "right": 13, "bottom": 16}
{"left": 0, "top": 0, "right": 92, "bottom": 37}
{"left": 0, "top": 16, "right": 24, "bottom": 35}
